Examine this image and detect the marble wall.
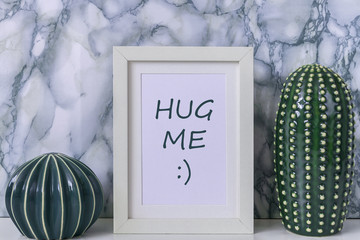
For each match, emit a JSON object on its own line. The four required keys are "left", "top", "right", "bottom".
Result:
{"left": 0, "top": 0, "right": 359, "bottom": 218}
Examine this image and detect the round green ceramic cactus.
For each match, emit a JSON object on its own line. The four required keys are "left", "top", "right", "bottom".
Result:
{"left": 274, "top": 64, "right": 355, "bottom": 236}
{"left": 5, "top": 153, "right": 103, "bottom": 240}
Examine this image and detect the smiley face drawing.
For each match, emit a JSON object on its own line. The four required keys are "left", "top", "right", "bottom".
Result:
{"left": 177, "top": 159, "right": 191, "bottom": 185}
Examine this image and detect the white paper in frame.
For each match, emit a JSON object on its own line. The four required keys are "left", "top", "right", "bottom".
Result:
{"left": 113, "top": 47, "right": 253, "bottom": 234}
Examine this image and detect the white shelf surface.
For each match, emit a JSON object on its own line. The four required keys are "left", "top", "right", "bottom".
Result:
{"left": 0, "top": 218, "right": 359, "bottom": 239}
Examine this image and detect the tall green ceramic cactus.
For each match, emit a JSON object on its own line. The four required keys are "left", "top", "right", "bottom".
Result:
{"left": 274, "top": 64, "right": 355, "bottom": 236}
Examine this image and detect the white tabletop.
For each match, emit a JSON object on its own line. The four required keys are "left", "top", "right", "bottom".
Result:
{"left": 0, "top": 218, "right": 359, "bottom": 239}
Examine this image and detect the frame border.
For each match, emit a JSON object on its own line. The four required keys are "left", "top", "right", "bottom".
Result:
{"left": 113, "top": 47, "right": 253, "bottom": 234}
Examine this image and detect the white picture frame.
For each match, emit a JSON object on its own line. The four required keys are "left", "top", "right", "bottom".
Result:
{"left": 113, "top": 47, "right": 253, "bottom": 234}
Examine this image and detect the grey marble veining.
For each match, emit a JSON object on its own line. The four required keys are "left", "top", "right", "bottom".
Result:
{"left": 0, "top": 0, "right": 360, "bottom": 218}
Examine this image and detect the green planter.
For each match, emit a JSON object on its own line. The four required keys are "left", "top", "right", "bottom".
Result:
{"left": 274, "top": 64, "right": 355, "bottom": 236}
{"left": 5, "top": 153, "right": 103, "bottom": 239}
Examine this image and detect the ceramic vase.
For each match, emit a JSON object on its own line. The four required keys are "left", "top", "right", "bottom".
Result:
{"left": 5, "top": 153, "right": 103, "bottom": 239}
{"left": 274, "top": 64, "right": 355, "bottom": 236}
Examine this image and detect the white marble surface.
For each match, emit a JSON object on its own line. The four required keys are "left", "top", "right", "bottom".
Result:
{"left": 0, "top": 0, "right": 360, "bottom": 219}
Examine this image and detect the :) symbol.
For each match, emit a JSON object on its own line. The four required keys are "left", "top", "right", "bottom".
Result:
{"left": 177, "top": 159, "right": 191, "bottom": 185}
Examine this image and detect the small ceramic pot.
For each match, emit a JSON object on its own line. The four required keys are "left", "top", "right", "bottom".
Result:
{"left": 5, "top": 153, "right": 103, "bottom": 239}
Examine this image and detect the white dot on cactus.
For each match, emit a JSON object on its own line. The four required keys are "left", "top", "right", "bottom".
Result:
{"left": 320, "top": 165, "right": 326, "bottom": 171}
{"left": 331, "top": 213, "right": 336, "bottom": 218}
{"left": 305, "top": 113, "right": 312, "bottom": 119}
{"left": 283, "top": 200, "right": 287, "bottom": 205}
{"left": 333, "top": 205, "right": 338, "bottom": 210}
{"left": 334, "top": 194, "right": 339, "bottom": 200}
{"left": 320, "top": 175, "right": 326, "bottom": 181}
{"left": 295, "top": 225, "right": 300, "bottom": 231}
{"left": 320, "top": 140, "right": 326, "bottom": 145}
{"left": 335, "top": 184, "right": 339, "bottom": 190}
{"left": 306, "top": 203, "right": 311, "bottom": 210}
{"left": 346, "top": 173, "right": 350, "bottom": 179}
{"left": 321, "top": 114, "right": 327, "bottom": 120}
{"left": 320, "top": 83, "right": 325, "bottom": 88}
{"left": 334, "top": 90, "right": 339, "bottom": 95}
{"left": 320, "top": 205, "right": 325, "bottom": 210}
{"left": 293, "top": 95, "right": 298, "bottom": 100}
{"left": 336, "top": 132, "right": 341, "bottom": 137}
{"left": 320, "top": 156, "right": 326, "bottom": 162}
{"left": 346, "top": 182, "right": 350, "bottom": 188}
{"left": 290, "top": 138, "right": 295, "bottom": 143}
{"left": 287, "top": 224, "right": 291, "bottom": 229}
{"left": 320, "top": 89, "right": 326, "bottom": 95}
{"left": 305, "top": 131, "right": 311, "bottom": 136}
{"left": 344, "top": 192, "right": 348, "bottom": 197}
{"left": 284, "top": 94, "right": 289, "bottom": 99}
{"left": 320, "top": 148, "right": 325, "bottom": 153}
{"left": 320, "top": 132, "right": 326, "bottom": 137}
{"left": 291, "top": 182, "right": 296, "bottom": 188}
{"left": 318, "top": 229, "right": 323, "bottom": 234}
{"left": 343, "top": 202, "right": 347, "bottom": 207}
{"left": 337, "top": 114, "right": 341, "bottom": 119}
{"left": 279, "top": 160, "right": 283, "bottom": 165}
{"left": 306, "top": 194, "right": 311, "bottom": 200}
{"left": 320, "top": 105, "right": 327, "bottom": 111}
{"left": 346, "top": 96, "right": 351, "bottom": 101}
{"left": 305, "top": 147, "right": 310, "bottom": 153}
{"left": 280, "top": 170, "right": 284, "bottom": 175}
{"left": 293, "top": 202, "right": 298, "bottom": 208}
{"left": 279, "top": 144, "right": 284, "bottom": 149}
{"left": 320, "top": 123, "right": 326, "bottom": 129}
{"left": 290, "top": 163, "right": 295, "bottom": 168}
{"left": 280, "top": 111, "right": 285, "bottom": 116}
{"left": 290, "top": 113, "right": 296, "bottom": 119}
{"left": 282, "top": 190, "right": 286, "bottom": 195}
{"left": 290, "top": 173, "right": 295, "bottom": 178}
{"left": 336, "top": 164, "right": 340, "bottom": 170}
{"left": 335, "top": 174, "right": 340, "bottom": 180}
{"left": 319, "top": 221, "right": 324, "bottom": 226}
{"left": 285, "top": 215, "right": 289, "bottom": 220}
{"left": 319, "top": 185, "right": 325, "bottom": 190}
{"left": 306, "top": 227, "right": 311, "bottom": 233}
{"left": 305, "top": 165, "right": 311, "bottom": 171}
{"left": 305, "top": 183, "right": 311, "bottom": 190}
{"left": 290, "top": 130, "right": 295, "bottom": 135}
{"left": 281, "top": 181, "right": 285, "bottom": 185}
{"left": 335, "top": 97, "right": 340, "bottom": 102}
{"left": 290, "top": 155, "right": 295, "bottom": 160}
{"left": 320, "top": 195, "right": 325, "bottom": 200}
{"left": 331, "top": 84, "right": 336, "bottom": 89}
{"left": 305, "top": 174, "right": 311, "bottom": 181}
{"left": 331, "top": 229, "right": 335, "bottom": 233}
{"left": 305, "top": 105, "right": 311, "bottom": 110}
{"left": 305, "top": 122, "right": 311, "bottom": 128}
{"left": 306, "top": 219, "right": 311, "bottom": 225}
{"left": 305, "top": 96, "right": 312, "bottom": 101}
{"left": 306, "top": 89, "right": 312, "bottom": 94}
{"left": 336, "top": 105, "right": 342, "bottom": 111}
{"left": 320, "top": 97, "right": 326, "bottom": 102}
{"left": 336, "top": 140, "right": 341, "bottom": 145}
{"left": 336, "top": 123, "right": 341, "bottom": 129}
